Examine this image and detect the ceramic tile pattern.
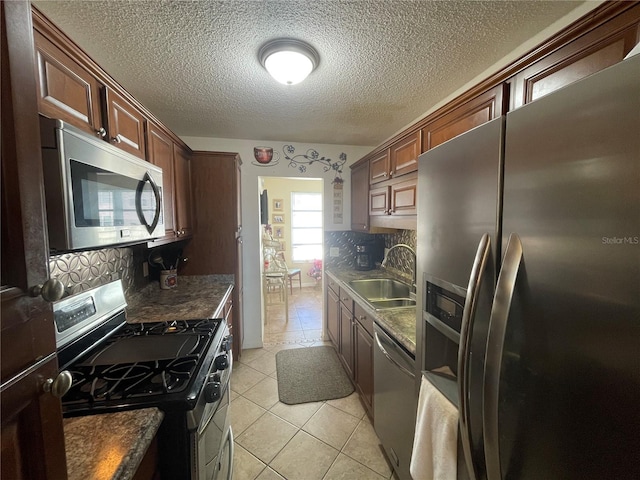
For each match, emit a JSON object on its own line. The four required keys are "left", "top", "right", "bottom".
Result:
{"left": 232, "top": 287, "right": 394, "bottom": 480}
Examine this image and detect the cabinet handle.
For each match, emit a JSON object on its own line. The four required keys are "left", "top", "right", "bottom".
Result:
{"left": 382, "top": 172, "right": 387, "bottom": 177}
{"left": 43, "top": 370, "right": 72, "bottom": 398}
{"left": 29, "top": 278, "right": 64, "bottom": 302}
{"left": 363, "top": 225, "right": 367, "bottom": 229}
{"left": 111, "top": 134, "right": 123, "bottom": 144}
{"left": 359, "top": 315, "right": 366, "bottom": 321}
{"left": 95, "top": 127, "right": 107, "bottom": 138}
{"left": 389, "top": 171, "right": 393, "bottom": 177}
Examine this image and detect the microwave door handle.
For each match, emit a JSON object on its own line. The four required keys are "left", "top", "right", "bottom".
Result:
{"left": 483, "top": 233, "right": 523, "bottom": 480}
{"left": 458, "top": 233, "right": 491, "bottom": 480}
{"left": 137, "top": 171, "right": 162, "bottom": 234}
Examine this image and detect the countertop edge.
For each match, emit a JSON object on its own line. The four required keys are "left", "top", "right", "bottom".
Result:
{"left": 64, "top": 407, "right": 164, "bottom": 480}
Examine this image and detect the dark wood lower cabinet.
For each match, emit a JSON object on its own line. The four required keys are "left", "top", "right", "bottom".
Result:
{"left": 326, "top": 275, "right": 375, "bottom": 418}
{"left": 354, "top": 321, "right": 374, "bottom": 416}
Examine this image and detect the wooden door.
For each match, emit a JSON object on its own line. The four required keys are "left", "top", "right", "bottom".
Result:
{"left": 104, "top": 86, "right": 146, "bottom": 159}
{"left": 326, "top": 287, "right": 340, "bottom": 348}
{"left": 1, "top": 3, "right": 68, "bottom": 478}
{"left": 369, "top": 185, "right": 389, "bottom": 216}
{"left": 33, "top": 29, "right": 104, "bottom": 138}
{"left": 173, "top": 144, "right": 193, "bottom": 239}
{"left": 390, "top": 174, "right": 418, "bottom": 216}
{"left": 369, "top": 150, "right": 391, "bottom": 184}
{"left": 390, "top": 131, "right": 419, "bottom": 178}
{"left": 422, "top": 84, "right": 506, "bottom": 151}
{"left": 146, "top": 122, "right": 176, "bottom": 240}
{"left": 350, "top": 160, "right": 369, "bottom": 232}
{"left": 355, "top": 321, "right": 374, "bottom": 416}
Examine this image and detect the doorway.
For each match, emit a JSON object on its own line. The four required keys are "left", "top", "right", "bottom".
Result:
{"left": 259, "top": 176, "right": 324, "bottom": 345}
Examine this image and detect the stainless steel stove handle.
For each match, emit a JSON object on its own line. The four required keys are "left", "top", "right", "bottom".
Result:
{"left": 484, "top": 233, "right": 523, "bottom": 480}
{"left": 458, "top": 233, "right": 491, "bottom": 480}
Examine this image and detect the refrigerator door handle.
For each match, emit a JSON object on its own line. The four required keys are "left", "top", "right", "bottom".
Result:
{"left": 458, "top": 233, "right": 491, "bottom": 480}
{"left": 483, "top": 233, "right": 523, "bottom": 480}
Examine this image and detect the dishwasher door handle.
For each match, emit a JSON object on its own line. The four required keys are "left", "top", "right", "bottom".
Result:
{"left": 374, "top": 331, "right": 415, "bottom": 378}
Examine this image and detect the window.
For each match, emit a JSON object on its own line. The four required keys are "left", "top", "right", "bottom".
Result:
{"left": 291, "top": 192, "right": 323, "bottom": 262}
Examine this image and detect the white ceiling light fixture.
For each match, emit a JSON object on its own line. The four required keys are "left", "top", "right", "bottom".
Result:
{"left": 259, "top": 39, "right": 319, "bottom": 85}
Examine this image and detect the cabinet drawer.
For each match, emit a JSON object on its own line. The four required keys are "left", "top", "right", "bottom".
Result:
{"left": 339, "top": 289, "right": 354, "bottom": 313}
{"left": 327, "top": 276, "right": 340, "bottom": 295}
{"left": 354, "top": 302, "right": 373, "bottom": 337}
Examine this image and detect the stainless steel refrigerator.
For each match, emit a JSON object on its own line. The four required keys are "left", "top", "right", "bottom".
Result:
{"left": 415, "top": 53, "right": 639, "bottom": 480}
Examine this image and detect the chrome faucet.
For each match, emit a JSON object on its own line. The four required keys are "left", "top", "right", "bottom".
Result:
{"left": 381, "top": 243, "right": 417, "bottom": 289}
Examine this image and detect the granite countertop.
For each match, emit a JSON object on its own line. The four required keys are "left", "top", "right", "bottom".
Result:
{"left": 64, "top": 408, "right": 164, "bottom": 480}
{"left": 325, "top": 267, "right": 417, "bottom": 356}
{"left": 125, "top": 274, "right": 234, "bottom": 323}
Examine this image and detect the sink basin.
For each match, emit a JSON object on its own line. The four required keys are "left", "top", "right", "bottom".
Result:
{"left": 369, "top": 298, "right": 416, "bottom": 309}
{"left": 348, "top": 278, "right": 414, "bottom": 310}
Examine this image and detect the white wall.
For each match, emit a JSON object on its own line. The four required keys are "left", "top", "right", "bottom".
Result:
{"left": 180, "top": 136, "right": 372, "bottom": 349}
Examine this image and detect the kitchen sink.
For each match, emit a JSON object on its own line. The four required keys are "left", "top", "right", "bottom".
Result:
{"left": 348, "top": 278, "right": 415, "bottom": 310}
{"left": 369, "top": 298, "right": 416, "bottom": 309}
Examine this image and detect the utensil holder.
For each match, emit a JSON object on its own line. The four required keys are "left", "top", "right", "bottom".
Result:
{"left": 160, "top": 269, "right": 177, "bottom": 289}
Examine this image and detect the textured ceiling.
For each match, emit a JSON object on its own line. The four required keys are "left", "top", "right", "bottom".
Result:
{"left": 34, "top": 1, "right": 592, "bottom": 146}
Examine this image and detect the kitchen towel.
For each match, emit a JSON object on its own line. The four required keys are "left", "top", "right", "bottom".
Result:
{"left": 410, "top": 375, "right": 458, "bottom": 480}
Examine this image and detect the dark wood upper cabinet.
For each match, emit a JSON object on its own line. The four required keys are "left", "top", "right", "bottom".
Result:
{"left": 510, "top": 9, "right": 640, "bottom": 109}
{"left": 2, "top": 2, "right": 67, "bottom": 478}
{"left": 33, "top": 29, "right": 103, "bottom": 138}
{"left": 369, "top": 150, "right": 391, "bottom": 184}
{"left": 422, "top": 83, "right": 506, "bottom": 152}
{"left": 146, "top": 122, "right": 176, "bottom": 240}
{"left": 103, "top": 86, "right": 146, "bottom": 159}
{"left": 390, "top": 131, "right": 420, "bottom": 177}
{"left": 389, "top": 173, "right": 418, "bottom": 216}
{"left": 172, "top": 144, "right": 193, "bottom": 239}
{"left": 350, "top": 160, "right": 370, "bottom": 232}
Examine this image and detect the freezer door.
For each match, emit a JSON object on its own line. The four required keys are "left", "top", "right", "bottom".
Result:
{"left": 490, "top": 55, "right": 640, "bottom": 480}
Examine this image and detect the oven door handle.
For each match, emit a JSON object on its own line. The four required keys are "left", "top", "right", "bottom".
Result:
{"left": 226, "top": 427, "right": 234, "bottom": 480}
{"left": 136, "top": 171, "right": 162, "bottom": 234}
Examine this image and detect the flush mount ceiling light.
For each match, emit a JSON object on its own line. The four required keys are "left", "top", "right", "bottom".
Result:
{"left": 259, "top": 39, "right": 319, "bottom": 85}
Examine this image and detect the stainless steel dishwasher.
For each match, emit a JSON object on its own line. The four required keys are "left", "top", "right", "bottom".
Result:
{"left": 373, "top": 323, "right": 418, "bottom": 480}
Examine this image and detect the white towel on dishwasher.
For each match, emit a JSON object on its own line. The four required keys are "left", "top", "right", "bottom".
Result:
{"left": 410, "top": 375, "right": 458, "bottom": 480}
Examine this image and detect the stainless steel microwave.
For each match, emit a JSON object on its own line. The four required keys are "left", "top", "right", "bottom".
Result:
{"left": 40, "top": 117, "right": 164, "bottom": 251}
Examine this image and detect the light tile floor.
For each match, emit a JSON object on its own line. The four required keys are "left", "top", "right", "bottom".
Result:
{"left": 230, "top": 286, "right": 394, "bottom": 480}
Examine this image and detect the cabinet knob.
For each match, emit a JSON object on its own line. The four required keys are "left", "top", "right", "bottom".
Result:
{"left": 111, "top": 134, "right": 123, "bottom": 144}
{"left": 95, "top": 127, "right": 107, "bottom": 138}
{"left": 43, "top": 370, "right": 72, "bottom": 398}
{"left": 29, "top": 278, "right": 64, "bottom": 302}
{"left": 382, "top": 172, "right": 387, "bottom": 177}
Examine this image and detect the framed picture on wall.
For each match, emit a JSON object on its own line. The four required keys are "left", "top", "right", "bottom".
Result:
{"left": 278, "top": 241, "right": 286, "bottom": 251}
{"left": 274, "top": 226, "right": 283, "bottom": 238}
{"left": 272, "top": 214, "right": 284, "bottom": 224}
{"left": 273, "top": 199, "right": 283, "bottom": 211}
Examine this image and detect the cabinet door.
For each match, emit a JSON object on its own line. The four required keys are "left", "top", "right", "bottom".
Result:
{"left": 350, "top": 160, "right": 370, "bottom": 232}
{"left": 390, "top": 131, "right": 419, "bottom": 178}
{"left": 369, "top": 150, "right": 391, "bottom": 184}
{"left": 355, "top": 321, "right": 374, "bottom": 416}
{"left": 146, "top": 122, "right": 175, "bottom": 240}
{"left": 104, "top": 87, "right": 146, "bottom": 158}
{"left": 422, "top": 84, "right": 506, "bottom": 151}
{"left": 2, "top": 3, "right": 67, "bottom": 478}
{"left": 233, "top": 237, "right": 244, "bottom": 359}
{"left": 390, "top": 174, "right": 418, "bottom": 216}
{"left": 33, "top": 29, "right": 104, "bottom": 137}
{"left": 173, "top": 144, "right": 193, "bottom": 239}
{"left": 369, "top": 185, "right": 389, "bottom": 216}
{"left": 510, "top": 15, "right": 639, "bottom": 108}
{"left": 339, "top": 302, "right": 354, "bottom": 379}
{"left": 326, "top": 287, "right": 340, "bottom": 347}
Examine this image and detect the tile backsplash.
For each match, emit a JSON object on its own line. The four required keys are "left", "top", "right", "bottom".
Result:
{"left": 324, "top": 230, "right": 417, "bottom": 281}
{"left": 49, "top": 245, "right": 147, "bottom": 297}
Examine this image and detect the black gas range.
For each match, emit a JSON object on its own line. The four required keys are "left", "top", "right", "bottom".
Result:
{"left": 54, "top": 280, "right": 233, "bottom": 480}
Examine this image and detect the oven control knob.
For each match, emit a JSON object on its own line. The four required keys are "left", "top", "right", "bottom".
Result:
{"left": 214, "top": 354, "right": 229, "bottom": 371}
{"left": 222, "top": 335, "right": 233, "bottom": 353}
{"left": 204, "top": 380, "right": 221, "bottom": 403}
